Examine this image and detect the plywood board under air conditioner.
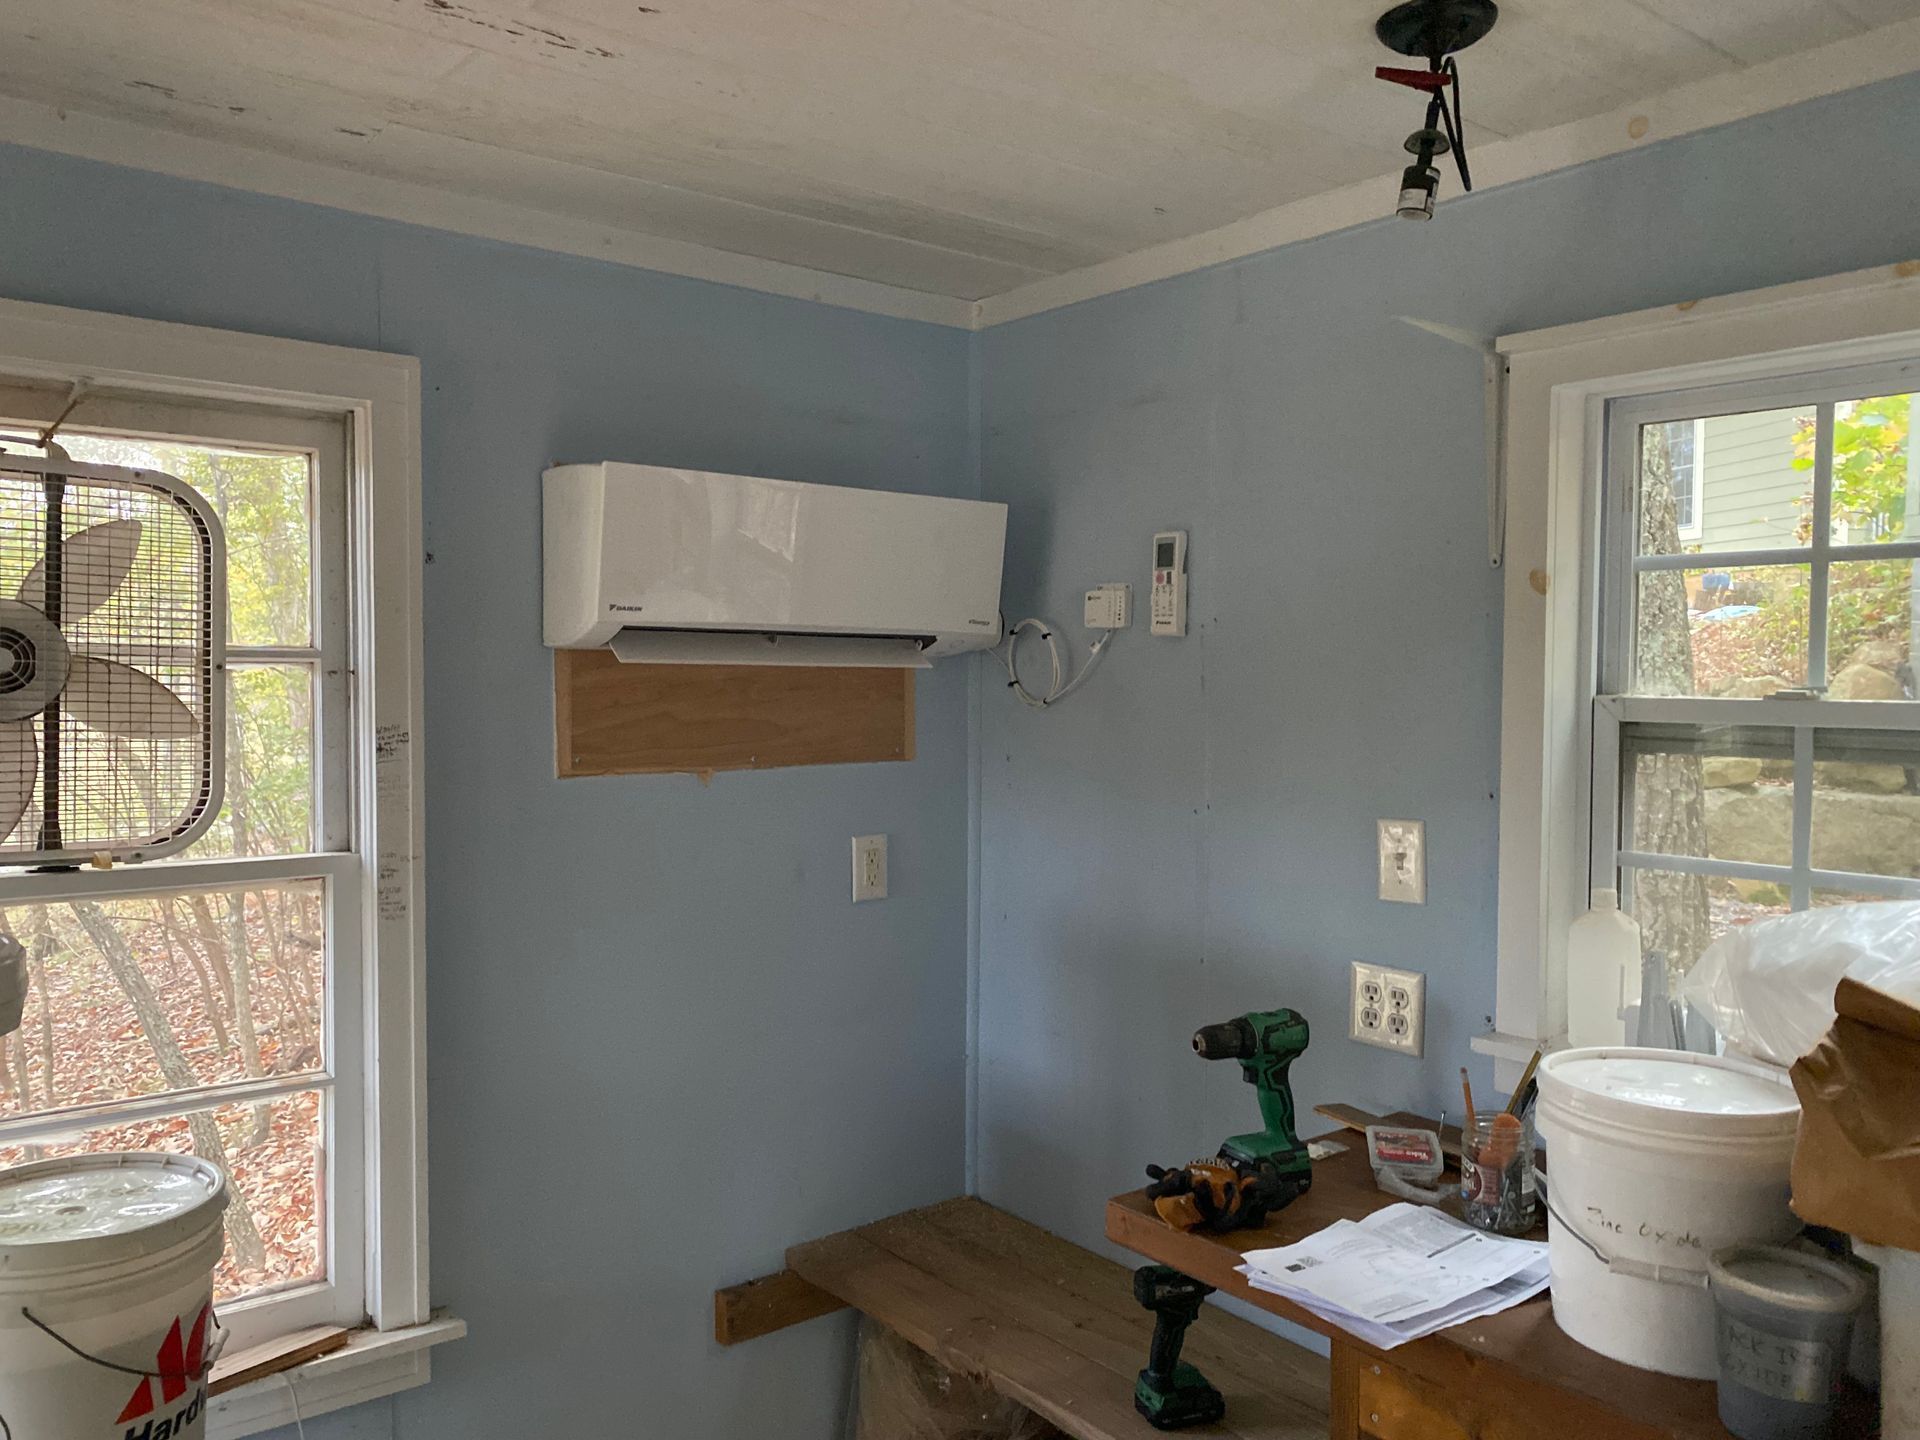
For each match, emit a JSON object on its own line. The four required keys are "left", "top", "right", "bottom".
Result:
{"left": 554, "top": 649, "right": 915, "bottom": 778}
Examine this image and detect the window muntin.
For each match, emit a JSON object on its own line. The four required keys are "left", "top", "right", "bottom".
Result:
{"left": 0, "top": 388, "right": 360, "bottom": 1345}
{"left": 1593, "top": 364, "right": 1920, "bottom": 1014}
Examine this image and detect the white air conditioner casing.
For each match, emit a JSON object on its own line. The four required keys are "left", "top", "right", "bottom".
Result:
{"left": 543, "top": 462, "right": 1007, "bottom": 667}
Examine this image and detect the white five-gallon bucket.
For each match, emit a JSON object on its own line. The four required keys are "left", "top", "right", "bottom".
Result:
{"left": 0, "top": 1153, "right": 229, "bottom": 1440}
{"left": 1536, "top": 1047, "right": 1800, "bottom": 1379}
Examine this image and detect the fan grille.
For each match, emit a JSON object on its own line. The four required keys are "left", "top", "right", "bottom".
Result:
{"left": 0, "top": 463, "right": 219, "bottom": 861}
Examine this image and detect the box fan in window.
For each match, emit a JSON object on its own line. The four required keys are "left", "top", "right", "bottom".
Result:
{"left": 0, "top": 450, "right": 225, "bottom": 866}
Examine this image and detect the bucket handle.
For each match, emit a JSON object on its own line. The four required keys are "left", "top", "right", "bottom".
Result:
{"left": 1543, "top": 1196, "right": 1710, "bottom": 1290}
{"left": 20, "top": 1303, "right": 230, "bottom": 1383}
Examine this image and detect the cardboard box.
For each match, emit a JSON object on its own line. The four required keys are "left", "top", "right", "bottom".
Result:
{"left": 1789, "top": 977, "right": 1920, "bottom": 1250}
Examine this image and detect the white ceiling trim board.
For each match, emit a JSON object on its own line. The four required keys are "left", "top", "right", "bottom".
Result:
{"left": 970, "top": 17, "right": 1920, "bottom": 328}
{"left": 0, "top": 95, "right": 976, "bottom": 330}
{"left": 0, "top": 16, "right": 1916, "bottom": 334}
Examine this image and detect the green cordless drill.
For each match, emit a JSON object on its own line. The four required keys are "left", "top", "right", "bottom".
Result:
{"left": 1196, "top": 1008, "right": 1311, "bottom": 1189}
{"left": 1146, "top": 1009, "right": 1312, "bottom": 1232}
{"left": 1132, "top": 1265, "right": 1226, "bottom": 1430}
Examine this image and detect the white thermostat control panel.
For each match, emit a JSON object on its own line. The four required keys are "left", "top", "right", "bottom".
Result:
{"left": 1151, "top": 530, "right": 1187, "bottom": 636}
{"left": 1084, "top": 583, "right": 1132, "bottom": 630}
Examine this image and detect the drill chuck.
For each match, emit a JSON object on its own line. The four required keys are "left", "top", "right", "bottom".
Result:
{"left": 1192, "top": 1019, "right": 1256, "bottom": 1061}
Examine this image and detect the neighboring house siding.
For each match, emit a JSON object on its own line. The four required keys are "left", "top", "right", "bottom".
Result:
{"left": 1696, "top": 409, "right": 1807, "bottom": 552}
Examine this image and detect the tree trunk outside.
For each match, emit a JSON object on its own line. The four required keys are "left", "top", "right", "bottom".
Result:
{"left": 1634, "top": 429, "right": 1714, "bottom": 987}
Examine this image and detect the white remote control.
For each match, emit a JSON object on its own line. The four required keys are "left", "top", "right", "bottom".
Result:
{"left": 1150, "top": 530, "right": 1187, "bottom": 637}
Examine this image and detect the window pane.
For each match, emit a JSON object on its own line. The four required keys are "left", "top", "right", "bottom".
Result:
{"left": 50, "top": 435, "right": 313, "bottom": 648}
{"left": 1636, "top": 564, "right": 1809, "bottom": 695}
{"left": 182, "top": 664, "right": 315, "bottom": 859}
{"left": 1638, "top": 407, "right": 1812, "bottom": 558}
{"left": 1831, "top": 393, "right": 1913, "bottom": 545}
{"left": 0, "top": 1089, "right": 323, "bottom": 1301}
{"left": 1628, "top": 747, "right": 1792, "bottom": 866}
{"left": 1810, "top": 740, "right": 1920, "bottom": 881}
{"left": 1828, "top": 559, "right": 1915, "bottom": 691}
{"left": 0, "top": 882, "right": 324, "bottom": 1115}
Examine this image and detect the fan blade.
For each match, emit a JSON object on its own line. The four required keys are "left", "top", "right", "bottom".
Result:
{"left": 0, "top": 719, "right": 36, "bottom": 843}
{"left": 64, "top": 656, "right": 197, "bottom": 738}
{"left": 17, "top": 519, "right": 143, "bottom": 619}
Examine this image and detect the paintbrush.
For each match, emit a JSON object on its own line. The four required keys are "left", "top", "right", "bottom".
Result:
{"left": 1460, "top": 1066, "right": 1477, "bottom": 1137}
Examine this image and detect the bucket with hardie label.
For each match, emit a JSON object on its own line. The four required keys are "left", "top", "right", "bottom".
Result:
{"left": 1535, "top": 1047, "right": 1801, "bottom": 1378}
{"left": 0, "top": 1153, "right": 228, "bottom": 1440}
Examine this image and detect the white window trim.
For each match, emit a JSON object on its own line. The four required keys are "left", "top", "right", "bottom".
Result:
{"left": 1486, "top": 260, "right": 1920, "bottom": 1088}
{"left": 0, "top": 297, "right": 450, "bottom": 1436}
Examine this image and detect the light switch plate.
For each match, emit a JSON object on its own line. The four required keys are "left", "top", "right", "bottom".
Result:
{"left": 1350, "top": 961, "right": 1426, "bottom": 1057}
{"left": 852, "top": 834, "right": 888, "bottom": 902}
{"left": 1377, "top": 819, "right": 1426, "bottom": 904}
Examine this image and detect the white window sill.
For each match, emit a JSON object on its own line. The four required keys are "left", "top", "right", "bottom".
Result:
{"left": 1470, "top": 1029, "right": 1563, "bottom": 1091}
{"left": 208, "top": 1314, "right": 466, "bottom": 1439}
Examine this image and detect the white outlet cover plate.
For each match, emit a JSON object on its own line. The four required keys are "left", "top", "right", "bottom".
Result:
{"left": 1349, "top": 961, "right": 1426, "bottom": 1058}
{"left": 852, "top": 834, "right": 888, "bottom": 902}
{"left": 1377, "top": 819, "right": 1426, "bottom": 905}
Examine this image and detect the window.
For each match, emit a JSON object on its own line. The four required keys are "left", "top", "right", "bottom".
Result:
{"left": 0, "top": 299, "right": 447, "bottom": 1437}
{"left": 1596, "top": 369, "right": 1920, "bottom": 1011}
{"left": 0, "top": 394, "right": 358, "bottom": 1343}
{"left": 1491, "top": 261, "right": 1920, "bottom": 1085}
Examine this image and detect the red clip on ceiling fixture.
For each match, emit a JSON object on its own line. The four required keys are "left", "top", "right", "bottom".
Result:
{"left": 1373, "top": 0, "right": 1498, "bottom": 220}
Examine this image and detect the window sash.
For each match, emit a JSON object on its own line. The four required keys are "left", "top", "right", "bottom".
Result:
{"left": 1593, "top": 360, "right": 1920, "bottom": 960}
{"left": 1601, "top": 358, "right": 1920, "bottom": 700}
{"left": 0, "top": 388, "right": 363, "bottom": 1345}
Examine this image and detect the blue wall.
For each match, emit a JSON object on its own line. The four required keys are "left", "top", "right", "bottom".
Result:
{"left": 972, "top": 72, "right": 1920, "bottom": 1269}
{"left": 0, "top": 143, "right": 973, "bottom": 1437}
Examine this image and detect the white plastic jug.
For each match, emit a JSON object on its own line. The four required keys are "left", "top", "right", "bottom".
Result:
{"left": 0, "top": 1153, "right": 229, "bottom": 1440}
{"left": 1566, "top": 889, "right": 1641, "bottom": 1048}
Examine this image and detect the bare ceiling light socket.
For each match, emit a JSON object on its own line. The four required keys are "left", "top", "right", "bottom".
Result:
{"left": 1373, "top": 0, "right": 1497, "bottom": 221}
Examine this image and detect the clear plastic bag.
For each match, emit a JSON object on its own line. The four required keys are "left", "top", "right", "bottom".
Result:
{"left": 1681, "top": 901, "right": 1920, "bottom": 1066}
{"left": 852, "top": 1320, "right": 1065, "bottom": 1440}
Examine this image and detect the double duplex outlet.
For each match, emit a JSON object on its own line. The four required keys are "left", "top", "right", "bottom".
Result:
{"left": 1350, "top": 961, "right": 1426, "bottom": 1058}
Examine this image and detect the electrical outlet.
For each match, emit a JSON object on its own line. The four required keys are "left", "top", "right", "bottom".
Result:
{"left": 1083, "top": 584, "right": 1132, "bottom": 630}
{"left": 1377, "top": 819, "right": 1426, "bottom": 904}
{"left": 1350, "top": 961, "right": 1426, "bottom": 1057}
{"left": 852, "top": 834, "right": 888, "bottom": 902}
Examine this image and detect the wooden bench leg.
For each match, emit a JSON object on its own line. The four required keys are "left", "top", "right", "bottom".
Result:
{"left": 1328, "top": 1340, "right": 1363, "bottom": 1439}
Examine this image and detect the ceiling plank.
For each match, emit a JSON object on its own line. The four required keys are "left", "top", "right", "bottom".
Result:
{"left": 1629, "top": 0, "right": 1865, "bottom": 64}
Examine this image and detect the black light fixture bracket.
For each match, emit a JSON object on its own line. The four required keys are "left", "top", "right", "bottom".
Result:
{"left": 1373, "top": 0, "right": 1497, "bottom": 220}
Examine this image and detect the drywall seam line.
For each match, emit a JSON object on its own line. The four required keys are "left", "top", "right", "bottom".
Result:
{"left": 963, "top": 329, "right": 985, "bottom": 1195}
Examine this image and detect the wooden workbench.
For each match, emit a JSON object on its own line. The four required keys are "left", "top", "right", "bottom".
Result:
{"left": 1107, "top": 1134, "right": 1743, "bottom": 1440}
{"left": 780, "top": 1196, "right": 1332, "bottom": 1440}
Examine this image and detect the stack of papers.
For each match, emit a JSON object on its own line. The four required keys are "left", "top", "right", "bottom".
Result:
{"left": 1236, "top": 1203, "right": 1550, "bottom": 1350}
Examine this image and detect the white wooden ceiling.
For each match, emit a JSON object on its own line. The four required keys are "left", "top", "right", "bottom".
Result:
{"left": 2, "top": 0, "right": 1918, "bottom": 320}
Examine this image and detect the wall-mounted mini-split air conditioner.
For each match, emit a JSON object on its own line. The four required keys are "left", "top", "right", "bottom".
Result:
{"left": 542, "top": 462, "right": 1007, "bottom": 668}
